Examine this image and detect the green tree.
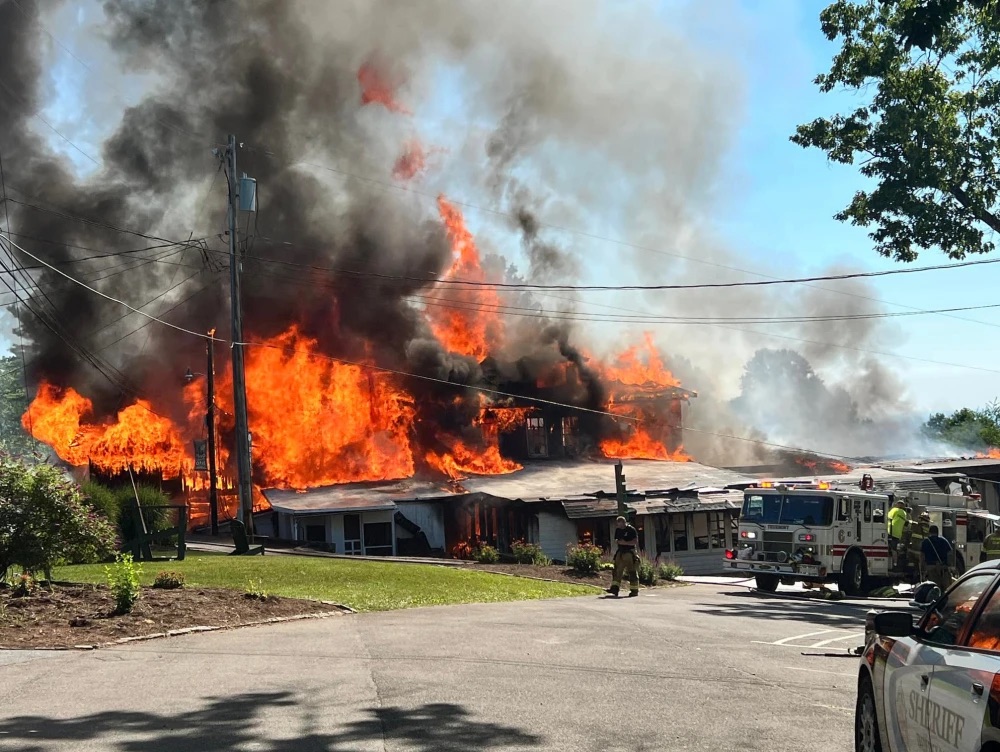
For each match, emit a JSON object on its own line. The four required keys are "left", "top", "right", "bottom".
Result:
{"left": 0, "top": 353, "right": 42, "bottom": 456}
{"left": 922, "top": 400, "right": 1000, "bottom": 448}
{"left": 0, "top": 455, "right": 116, "bottom": 581}
{"left": 793, "top": 0, "right": 1000, "bottom": 260}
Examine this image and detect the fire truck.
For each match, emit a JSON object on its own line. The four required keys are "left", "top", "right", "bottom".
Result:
{"left": 722, "top": 476, "right": 999, "bottom": 595}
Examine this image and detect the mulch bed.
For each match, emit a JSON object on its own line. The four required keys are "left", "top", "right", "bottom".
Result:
{"left": 465, "top": 562, "right": 687, "bottom": 589}
{"left": 0, "top": 583, "right": 340, "bottom": 649}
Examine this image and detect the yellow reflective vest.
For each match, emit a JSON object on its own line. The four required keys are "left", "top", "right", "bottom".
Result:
{"left": 887, "top": 506, "right": 907, "bottom": 539}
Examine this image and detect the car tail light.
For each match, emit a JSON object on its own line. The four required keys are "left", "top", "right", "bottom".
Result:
{"left": 725, "top": 549, "right": 735, "bottom": 560}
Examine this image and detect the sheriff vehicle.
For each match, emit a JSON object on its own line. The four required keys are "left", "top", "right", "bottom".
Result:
{"left": 722, "top": 478, "right": 997, "bottom": 596}
{"left": 858, "top": 562, "right": 1000, "bottom": 752}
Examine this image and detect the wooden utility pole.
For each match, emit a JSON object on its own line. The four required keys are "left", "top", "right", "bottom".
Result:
{"left": 226, "top": 135, "right": 254, "bottom": 536}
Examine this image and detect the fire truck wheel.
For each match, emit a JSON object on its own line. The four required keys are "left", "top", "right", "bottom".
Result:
{"left": 840, "top": 551, "right": 867, "bottom": 596}
{"left": 754, "top": 574, "right": 779, "bottom": 593}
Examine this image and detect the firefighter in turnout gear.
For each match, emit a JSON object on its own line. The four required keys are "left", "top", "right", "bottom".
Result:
{"left": 983, "top": 530, "right": 1000, "bottom": 562}
{"left": 921, "top": 524, "right": 954, "bottom": 590}
{"left": 608, "top": 516, "right": 640, "bottom": 597}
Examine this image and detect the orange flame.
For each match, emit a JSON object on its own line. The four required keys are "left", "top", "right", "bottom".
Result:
{"left": 226, "top": 326, "right": 416, "bottom": 489}
{"left": 978, "top": 448, "right": 1000, "bottom": 459}
{"left": 600, "top": 332, "right": 679, "bottom": 391}
{"left": 596, "top": 333, "right": 689, "bottom": 461}
{"left": 600, "top": 430, "right": 691, "bottom": 462}
{"left": 425, "top": 439, "right": 521, "bottom": 480}
{"left": 426, "top": 195, "right": 505, "bottom": 360}
{"left": 22, "top": 382, "right": 191, "bottom": 475}
{"left": 392, "top": 139, "right": 427, "bottom": 181}
{"left": 357, "top": 61, "right": 410, "bottom": 114}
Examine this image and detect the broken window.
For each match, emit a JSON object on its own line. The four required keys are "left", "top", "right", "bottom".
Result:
{"left": 561, "top": 416, "right": 580, "bottom": 456}
{"left": 525, "top": 417, "right": 548, "bottom": 458}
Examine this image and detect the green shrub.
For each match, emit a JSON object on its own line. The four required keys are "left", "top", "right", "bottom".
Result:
{"left": 511, "top": 540, "right": 550, "bottom": 565}
{"left": 244, "top": 578, "right": 268, "bottom": 600}
{"left": 81, "top": 482, "right": 174, "bottom": 549}
{"left": 567, "top": 543, "right": 603, "bottom": 575}
{"left": 12, "top": 572, "right": 37, "bottom": 597}
{"left": 0, "top": 456, "right": 117, "bottom": 581}
{"left": 105, "top": 553, "right": 141, "bottom": 614}
{"left": 115, "top": 485, "right": 172, "bottom": 545}
{"left": 473, "top": 543, "right": 500, "bottom": 564}
{"left": 637, "top": 555, "right": 658, "bottom": 586}
{"left": 152, "top": 570, "right": 185, "bottom": 589}
{"left": 81, "top": 481, "right": 119, "bottom": 522}
{"left": 657, "top": 561, "right": 684, "bottom": 581}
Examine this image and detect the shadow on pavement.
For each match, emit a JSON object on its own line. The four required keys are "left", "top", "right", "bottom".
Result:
{"left": 0, "top": 692, "right": 543, "bottom": 752}
{"left": 691, "top": 590, "right": 873, "bottom": 628}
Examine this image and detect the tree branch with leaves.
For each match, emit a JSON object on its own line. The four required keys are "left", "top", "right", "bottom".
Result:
{"left": 793, "top": 0, "right": 1000, "bottom": 260}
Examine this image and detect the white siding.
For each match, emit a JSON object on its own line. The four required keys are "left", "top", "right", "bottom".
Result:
{"left": 536, "top": 511, "right": 577, "bottom": 563}
{"left": 666, "top": 550, "right": 727, "bottom": 576}
{"left": 395, "top": 502, "right": 445, "bottom": 550}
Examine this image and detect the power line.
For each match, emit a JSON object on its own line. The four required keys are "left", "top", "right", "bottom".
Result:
{"left": 5, "top": 235, "right": 219, "bottom": 343}
{"left": 243, "top": 145, "right": 1000, "bottom": 329}
{"left": 3, "top": 235, "right": 969, "bottom": 461}
{"left": 0, "top": 230, "right": 213, "bottom": 268}
{"left": 242, "top": 232, "right": 1000, "bottom": 293}
{"left": 237, "top": 263, "right": 1000, "bottom": 375}
{"left": 2, "top": 193, "right": 216, "bottom": 255}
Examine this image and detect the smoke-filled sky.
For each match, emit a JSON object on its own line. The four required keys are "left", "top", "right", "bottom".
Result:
{"left": 1, "top": 0, "right": 997, "bottom": 462}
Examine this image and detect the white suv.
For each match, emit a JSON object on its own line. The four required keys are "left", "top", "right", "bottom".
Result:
{"left": 857, "top": 560, "right": 1000, "bottom": 751}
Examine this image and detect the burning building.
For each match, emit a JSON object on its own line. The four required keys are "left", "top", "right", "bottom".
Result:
{"left": 5, "top": 0, "right": 877, "bottom": 550}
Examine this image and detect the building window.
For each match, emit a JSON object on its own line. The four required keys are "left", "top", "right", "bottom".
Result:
{"left": 654, "top": 515, "right": 671, "bottom": 554}
{"left": 526, "top": 417, "right": 548, "bottom": 458}
{"left": 344, "top": 513, "right": 362, "bottom": 555}
{"left": 305, "top": 524, "right": 326, "bottom": 543}
{"left": 702, "top": 512, "right": 721, "bottom": 549}
{"left": 673, "top": 514, "right": 689, "bottom": 552}
{"left": 561, "top": 416, "right": 580, "bottom": 455}
{"left": 364, "top": 521, "right": 393, "bottom": 556}
{"left": 693, "top": 513, "right": 710, "bottom": 550}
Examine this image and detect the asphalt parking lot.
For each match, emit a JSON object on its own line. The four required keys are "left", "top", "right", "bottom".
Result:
{"left": 0, "top": 581, "right": 883, "bottom": 751}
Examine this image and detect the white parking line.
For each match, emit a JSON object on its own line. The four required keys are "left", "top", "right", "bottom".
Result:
{"left": 811, "top": 632, "right": 865, "bottom": 648}
{"left": 751, "top": 629, "right": 864, "bottom": 648}
{"left": 763, "top": 629, "right": 836, "bottom": 646}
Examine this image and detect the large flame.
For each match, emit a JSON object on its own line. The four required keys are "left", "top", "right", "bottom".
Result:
{"left": 600, "top": 429, "right": 690, "bottom": 462}
{"left": 426, "top": 195, "right": 505, "bottom": 360}
{"left": 230, "top": 326, "right": 417, "bottom": 489}
{"left": 978, "top": 448, "right": 1000, "bottom": 459}
{"left": 600, "top": 333, "right": 680, "bottom": 391}
{"left": 23, "top": 382, "right": 191, "bottom": 475}
{"left": 426, "top": 439, "right": 521, "bottom": 480}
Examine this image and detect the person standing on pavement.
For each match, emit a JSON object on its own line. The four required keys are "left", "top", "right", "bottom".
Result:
{"left": 921, "top": 525, "right": 954, "bottom": 590}
{"left": 608, "top": 515, "right": 640, "bottom": 598}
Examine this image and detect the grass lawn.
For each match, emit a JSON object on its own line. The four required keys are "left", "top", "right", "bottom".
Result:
{"left": 54, "top": 554, "right": 598, "bottom": 612}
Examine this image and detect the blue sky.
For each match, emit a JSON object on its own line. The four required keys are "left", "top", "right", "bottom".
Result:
{"left": 707, "top": 0, "right": 1000, "bottom": 414}
{"left": 14, "top": 0, "right": 1000, "bottom": 420}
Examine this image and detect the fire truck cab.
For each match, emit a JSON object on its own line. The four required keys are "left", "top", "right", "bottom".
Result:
{"left": 722, "top": 479, "right": 999, "bottom": 596}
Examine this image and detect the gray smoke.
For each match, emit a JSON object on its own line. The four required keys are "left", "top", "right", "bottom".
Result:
{"left": 0, "top": 0, "right": 924, "bottom": 464}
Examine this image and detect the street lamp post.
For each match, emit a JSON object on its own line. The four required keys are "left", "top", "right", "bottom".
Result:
{"left": 185, "top": 330, "right": 219, "bottom": 536}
